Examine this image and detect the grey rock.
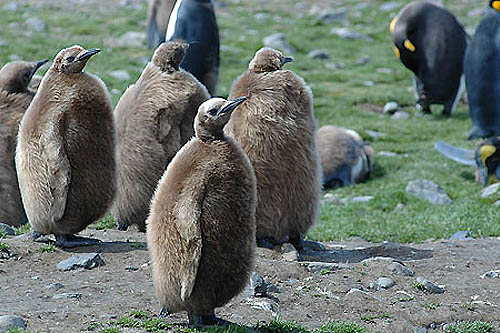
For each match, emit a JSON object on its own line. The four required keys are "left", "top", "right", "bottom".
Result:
{"left": 57, "top": 253, "right": 105, "bottom": 271}
{"left": 415, "top": 277, "right": 444, "bottom": 294}
{"left": 26, "top": 17, "right": 46, "bottom": 32}
{"left": 391, "top": 111, "right": 410, "bottom": 120}
{"left": 345, "top": 288, "right": 383, "bottom": 303}
{"left": 125, "top": 266, "right": 138, "bottom": 271}
{"left": 365, "top": 130, "right": 387, "bottom": 140}
{"left": 355, "top": 56, "right": 371, "bottom": 65}
{"left": 281, "top": 243, "right": 300, "bottom": 262}
{"left": 387, "top": 262, "right": 414, "bottom": 276}
{"left": 480, "top": 270, "right": 500, "bottom": 279}
{"left": 362, "top": 81, "right": 375, "bottom": 87}
{"left": 394, "top": 202, "right": 406, "bottom": 211}
{"left": 308, "top": 49, "right": 329, "bottom": 60}
{"left": 105, "top": 31, "right": 146, "bottom": 48}
{"left": 0, "top": 223, "right": 15, "bottom": 236}
{"left": 0, "top": 315, "right": 26, "bottom": 331}
{"left": 2, "top": 2, "right": 19, "bottom": 11}
{"left": 109, "top": 70, "right": 131, "bottom": 81}
{"left": 325, "top": 62, "right": 346, "bottom": 70}
{"left": 320, "top": 10, "right": 346, "bottom": 24}
{"left": 378, "top": 151, "right": 398, "bottom": 157}
{"left": 495, "top": 200, "right": 500, "bottom": 206}
{"left": 468, "top": 8, "right": 484, "bottom": 17}
{"left": 254, "top": 13, "right": 270, "bottom": 20}
{"left": 380, "top": 2, "right": 401, "bottom": 12}
{"left": 251, "top": 300, "right": 275, "bottom": 312}
{"left": 52, "top": 292, "right": 82, "bottom": 300}
{"left": 341, "top": 196, "right": 374, "bottom": 204}
{"left": 481, "top": 183, "right": 500, "bottom": 198}
{"left": 45, "top": 282, "right": 64, "bottom": 291}
{"left": 406, "top": 179, "right": 452, "bottom": 205}
{"left": 449, "top": 230, "right": 473, "bottom": 240}
{"left": 8, "top": 54, "right": 21, "bottom": 62}
{"left": 304, "top": 262, "right": 350, "bottom": 273}
{"left": 0, "top": 37, "right": 6, "bottom": 47}
{"left": 369, "top": 277, "right": 395, "bottom": 290}
{"left": 331, "top": 28, "right": 372, "bottom": 41}
{"left": 376, "top": 68, "right": 393, "bottom": 74}
{"left": 413, "top": 328, "right": 428, "bottom": 333}
{"left": 262, "top": 33, "right": 296, "bottom": 54}
{"left": 248, "top": 271, "right": 267, "bottom": 297}
{"left": 383, "top": 101, "right": 400, "bottom": 114}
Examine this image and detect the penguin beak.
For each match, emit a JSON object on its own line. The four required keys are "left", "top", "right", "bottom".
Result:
{"left": 77, "top": 48, "right": 101, "bottom": 62}
{"left": 281, "top": 57, "right": 294, "bottom": 66}
{"left": 218, "top": 96, "right": 247, "bottom": 115}
{"left": 34, "top": 59, "right": 49, "bottom": 72}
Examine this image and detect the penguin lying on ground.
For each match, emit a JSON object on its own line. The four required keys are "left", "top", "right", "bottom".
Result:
{"left": 390, "top": 1, "right": 466, "bottom": 116}
{"left": 465, "top": 1, "right": 500, "bottom": 139}
{"left": 165, "top": 0, "right": 219, "bottom": 95}
{"left": 16, "top": 45, "right": 116, "bottom": 248}
{"left": 111, "top": 41, "right": 209, "bottom": 232}
{"left": 225, "top": 47, "right": 321, "bottom": 250}
{"left": 147, "top": 97, "right": 255, "bottom": 326}
{"left": 317, "top": 125, "right": 374, "bottom": 189}
{"left": 0, "top": 59, "right": 47, "bottom": 227}
{"left": 435, "top": 139, "right": 500, "bottom": 186}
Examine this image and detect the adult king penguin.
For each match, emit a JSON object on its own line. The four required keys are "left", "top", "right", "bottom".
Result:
{"left": 16, "top": 45, "right": 116, "bottom": 248}
{"left": 465, "top": 1, "right": 500, "bottom": 139}
{"left": 164, "top": 0, "right": 219, "bottom": 95}
{"left": 147, "top": 97, "right": 256, "bottom": 325}
{"left": 0, "top": 59, "right": 48, "bottom": 227}
{"left": 390, "top": 1, "right": 466, "bottom": 115}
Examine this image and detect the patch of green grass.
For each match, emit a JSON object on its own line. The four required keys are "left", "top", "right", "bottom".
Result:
{"left": 319, "top": 268, "right": 331, "bottom": 275}
{"left": 396, "top": 296, "right": 414, "bottom": 302}
{"left": 130, "top": 242, "right": 146, "bottom": 249}
{"left": 0, "top": 242, "right": 10, "bottom": 251}
{"left": 459, "top": 303, "right": 477, "bottom": 311}
{"left": 315, "top": 321, "right": 368, "bottom": 333}
{"left": 92, "top": 215, "right": 116, "bottom": 230}
{"left": 421, "top": 302, "right": 441, "bottom": 310}
{"left": 360, "top": 313, "right": 390, "bottom": 324}
{"left": 255, "top": 318, "right": 309, "bottom": 333}
{"left": 87, "top": 321, "right": 101, "bottom": 331}
{"left": 445, "top": 321, "right": 494, "bottom": 333}
{"left": 100, "top": 329, "right": 121, "bottom": 333}
{"left": 0, "top": 228, "right": 7, "bottom": 238}
{"left": 38, "top": 244, "right": 56, "bottom": 253}
{"left": 412, "top": 281, "right": 426, "bottom": 291}
{"left": 14, "top": 224, "right": 31, "bottom": 235}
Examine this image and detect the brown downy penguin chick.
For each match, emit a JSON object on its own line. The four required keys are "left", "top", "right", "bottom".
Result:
{"left": 15, "top": 45, "right": 116, "bottom": 248}
{"left": 225, "top": 47, "right": 321, "bottom": 250}
{"left": 0, "top": 59, "right": 48, "bottom": 227}
{"left": 147, "top": 97, "right": 255, "bottom": 325}
{"left": 111, "top": 41, "right": 209, "bottom": 232}
{"left": 316, "top": 125, "right": 374, "bottom": 189}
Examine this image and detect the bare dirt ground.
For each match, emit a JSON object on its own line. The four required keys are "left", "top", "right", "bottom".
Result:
{"left": 2, "top": 229, "right": 500, "bottom": 332}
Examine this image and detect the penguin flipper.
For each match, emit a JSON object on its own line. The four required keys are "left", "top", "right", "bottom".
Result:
{"left": 434, "top": 140, "right": 476, "bottom": 166}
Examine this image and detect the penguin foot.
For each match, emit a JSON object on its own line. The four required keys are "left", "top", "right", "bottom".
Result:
{"left": 54, "top": 234, "right": 101, "bottom": 248}
{"left": 159, "top": 307, "right": 170, "bottom": 318}
{"left": 256, "top": 238, "right": 275, "bottom": 249}
{"left": 301, "top": 240, "right": 326, "bottom": 251}
{"left": 29, "top": 231, "right": 42, "bottom": 241}
{"left": 188, "top": 312, "right": 230, "bottom": 326}
{"left": 116, "top": 219, "right": 129, "bottom": 231}
{"left": 289, "top": 235, "right": 304, "bottom": 251}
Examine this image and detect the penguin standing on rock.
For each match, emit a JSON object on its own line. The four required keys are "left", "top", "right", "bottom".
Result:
{"left": 147, "top": 97, "right": 256, "bottom": 326}
{"left": 111, "top": 41, "right": 209, "bottom": 232}
{"left": 165, "top": 0, "right": 219, "bottom": 95}
{"left": 15, "top": 45, "right": 116, "bottom": 248}
{"left": 390, "top": 1, "right": 466, "bottom": 116}
{"left": 316, "top": 125, "right": 374, "bottom": 190}
{"left": 465, "top": 1, "right": 500, "bottom": 139}
{"left": 225, "top": 47, "right": 321, "bottom": 250}
{"left": 0, "top": 59, "right": 48, "bottom": 227}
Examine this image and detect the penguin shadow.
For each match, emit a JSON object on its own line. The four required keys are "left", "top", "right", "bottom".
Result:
{"left": 31, "top": 236, "right": 147, "bottom": 253}
{"left": 368, "top": 161, "right": 386, "bottom": 181}
{"left": 298, "top": 241, "right": 432, "bottom": 263}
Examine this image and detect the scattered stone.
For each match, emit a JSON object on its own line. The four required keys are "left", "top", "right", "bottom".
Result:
{"left": 449, "top": 231, "right": 473, "bottom": 241}
{"left": 495, "top": 200, "right": 500, "bottom": 206}
{"left": 383, "top": 101, "right": 400, "bottom": 114}
{"left": 321, "top": 193, "right": 343, "bottom": 205}
{"left": 365, "top": 130, "right": 387, "bottom": 140}
{"left": 281, "top": 243, "right": 300, "bottom": 262}
{"left": 480, "top": 270, "right": 500, "bottom": 279}
{"left": 52, "top": 293, "right": 82, "bottom": 300}
{"left": 391, "top": 111, "right": 410, "bottom": 120}
{"left": 378, "top": 151, "right": 398, "bottom": 157}
{"left": 480, "top": 183, "right": 500, "bottom": 198}
{"left": 0, "top": 223, "right": 15, "bottom": 236}
{"left": 406, "top": 179, "right": 452, "bottom": 205}
{"left": 325, "top": 62, "right": 346, "bottom": 70}
{"left": 304, "top": 262, "right": 350, "bottom": 273}
{"left": 415, "top": 277, "right": 444, "bottom": 294}
{"left": 468, "top": 8, "right": 484, "bottom": 17}
{"left": 355, "top": 56, "right": 371, "bottom": 65}
{"left": 387, "top": 262, "right": 415, "bottom": 276}
{"left": 345, "top": 288, "right": 383, "bottom": 303}
{"left": 331, "top": 28, "right": 372, "bottom": 42}
{"left": 125, "top": 266, "right": 139, "bottom": 271}
{"left": 380, "top": 2, "right": 401, "bottom": 12}
{"left": 0, "top": 315, "right": 26, "bottom": 331}
{"left": 251, "top": 300, "right": 275, "bottom": 312}
{"left": 307, "top": 49, "right": 329, "bottom": 60}
{"left": 111, "top": 88, "right": 121, "bottom": 95}
{"left": 262, "top": 33, "right": 296, "bottom": 54}
{"left": 248, "top": 271, "right": 267, "bottom": 297}
{"left": 320, "top": 10, "right": 346, "bottom": 24}
{"left": 0, "top": 37, "right": 6, "bottom": 47}
{"left": 8, "top": 54, "right": 21, "bottom": 62}
{"left": 254, "top": 13, "right": 270, "bottom": 20}
{"left": 413, "top": 328, "right": 428, "bottom": 333}
{"left": 369, "top": 277, "right": 395, "bottom": 290}
{"left": 341, "top": 196, "right": 374, "bottom": 204}
{"left": 376, "top": 67, "right": 393, "bottom": 74}
{"left": 358, "top": 103, "right": 384, "bottom": 114}
{"left": 45, "top": 282, "right": 64, "bottom": 291}
{"left": 2, "top": 2, "right": 19, "bottom": 11}
{"left": 26, "top": 17, "right": 46, "bottom": 32}
{"left": 362, "top": 81, "right": 375, "bottom": 87}
{"left": 109, "top": 70, "right": 131, "bottom": 81}
{"left": 394, "top": 202, "right": 406, "bottom": 211}
{"left": 104, "top": 31, "right": 146, "bottom": 48}
{"left": 57, "top": 253, "right": 105, "bottom": 271}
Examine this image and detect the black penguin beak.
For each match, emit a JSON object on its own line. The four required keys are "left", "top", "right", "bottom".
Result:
{"left": 77, "top": 48, "right": 101, "bottom": 62}
{"left": 281, "top": 57, "right": 294, "bottom": 66}
{"left": 218, "top": 96, "right": 247, "bottom": 115}
{"left": 34, "top": 59, "right": 49, "bottom": 72}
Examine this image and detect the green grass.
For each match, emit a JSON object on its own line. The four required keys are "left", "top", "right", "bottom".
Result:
{"left": 421, "top": 302, "right": 442, "bottom": 310}
{"left": 38, "top": 244, "right": 57, "bottom": 253}
{"left": 359, "top": 313, "right": 390, "bottom": 324}
{"left": 445, "top": 321, "right": 494, "bottom": 333}
{"left": 315, "top": 321, "right": 368, "bottom": 333}
{"left": 91, "top": 215, "right": 116, "bottom": 231}
{"left": 13, "top": 224, "right": 31, "bottom": 235}
{"left": 0, "top": 242, "right": 10, "bottom": 251}
{"left": 255, "top": 318, "right": 309, "bottom": 333}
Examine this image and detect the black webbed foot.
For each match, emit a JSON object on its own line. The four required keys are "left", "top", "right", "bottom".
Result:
{"left": 54, "top": 234, "right": 101, "bottom": 248}
{"left": 188, "top": 311, "right": 230, "bottom": 326}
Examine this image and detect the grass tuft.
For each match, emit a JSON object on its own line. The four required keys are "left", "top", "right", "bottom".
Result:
{"left": 39, "top": 244, "right": 57, "bottom": 253}
{"left": 445, "top": 321, "right": 494, "bottom": 333}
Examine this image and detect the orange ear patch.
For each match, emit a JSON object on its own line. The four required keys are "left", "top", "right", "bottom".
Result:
{"left": 390, "top": 17, "right": 397, "bottom": 34}
{"left": 393, "top": 46, "right": 400, "bottom": 58}
{"left": 492, "top": 1, "right": 500, "bottom": 12}
{"left": 404, "top": 39, "right": 416, "bottom": 52}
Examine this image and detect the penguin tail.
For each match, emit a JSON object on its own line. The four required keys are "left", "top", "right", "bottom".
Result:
{"left": 434, "top": 140, "right": 475, "bottom": 166}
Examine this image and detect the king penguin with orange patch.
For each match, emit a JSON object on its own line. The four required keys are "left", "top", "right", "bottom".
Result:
{"left": 465, "top": 1, "right": 500, "bottom": 139}
{"left": 390, "top": 1, "right": 466, "bottom": 116}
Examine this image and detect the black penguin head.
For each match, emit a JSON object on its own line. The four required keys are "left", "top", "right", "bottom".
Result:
{"left": 52, "top": 45, "right": 100, "bottom": 74}
{"left": 475, "top": 137, "right": 500, "bottom": 185}
{"left": 152, "top": 41, "right": 189, "bottom": 73}
{"left": 0, "top": 59, "right": 48, "bottom": 94}
{"left": 195, "top": 97, "right": 247, "bottom": 142}
{"left": 248, "top": 47, "right": 294, "bottom": 74}
{"left": 490, "top": 1, "right": 500, "bottom": 12}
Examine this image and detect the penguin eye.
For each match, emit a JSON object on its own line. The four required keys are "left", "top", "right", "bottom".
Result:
{"left": 208, "top": 108, "right": 218, "bottom": 116}
{"left": 66, "top": 56, "right": 75, "bottom": 62}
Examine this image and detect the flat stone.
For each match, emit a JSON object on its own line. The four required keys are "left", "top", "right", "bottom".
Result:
{"left": 380, "top": 2, "right": 401, "bottom": 12}
{"left": 415, "top": 277, "right": 444, "bottom": 294}
{"left": 248, "top": 271, "right": 267, "bottom": 297}
{"left": 0, "top": 315, "right": 26, "bottom": 331}
{"left": 362, "top": 81, "right": 375, "bottom": 87}
{"left": 254, "top": 13, "right": 270, "bottom": 20}
{"left": 376, "top": 67, "right": 393, "bottom": 74}
{"left": 384, "top": 101, "right": 400, "bottom": 114}
{"left": 304, "top": 262, "right": 350, "bottom": 273}
{"left": 480, "top": 270, "right": 500, "bottom": 279}
{"left": 394, "top": 202, "right": 406, "bottom": 211}
{"left": 449, "top": 231, "right": 473, "bottom": 240}
{"left": 331, "top": 28, "right": 372, "bottom": 41}
{"left": 369, "top": 277, "right": 395, "bottom": 290}
{"left": 406, "top": 179, "right": 452, "bottom": 205}
{"left": 320, "top": 10, "right": 346, "bottom": 24}
{"left": 57, "top": 253, "right": 105, "bottom": 271}
{"left": 308, "top": 49, "right": 329, "bottom": 60}
{"left": 251, "top": 300, "right": 275, "bottom": 312}
{"left": 345, "top": 288, "right": 383, "bottom": 303}
{"left": 495, "top": 200, "right": 500, "bottom": 206}
{"left": 0, "top": 37, "right": 6, "bottom": 47}
{"left": 481, "top": 183, "right": 500, "bottom": 198}
{"left": 263, "top": 33, "right": 296, "bottom": 55}
{"left": 325, "top": 62, "right": 345, "bottom": 70}
{"left": 365, "top": 130, "right": 387, "bottom": 140}
{"left": 52, "top": 293, "right": 82, "bottom": 300}
{"left": 341, "top": 196, "right": 374, "bottom": 204}
{"left": 2, "top": 2, "right": 19, "bottom": 11}
{"left": 45, "top": 282, "right": 64, "bottom": 291}
{"left": 355, "top": 56, "right": 371, "bottom": 65}
{"left": 358, "top": 103, "right": 384, "bottom": 114}
{"left": 413, "top": 328, "right": 428, "bottom": 333}
{"left": 387, "top": 262, "right": 414, "bottom": 276}
{"left": 109, "top": 70, "right": 131, "bottom": 81}
{"left": 281, "top": 243, "right": 300, "bottom": 262}
{"left": 468, "top": 8, "right": 484, "bottom": 17}
{"left": 391, "top": 111, "right": 410, "bottom": 120}
{"left": 26, "top": 17, "right": 46, "bottom": 32}
{"left": 378, "top": 151, "right": 398, "bottom": 157}
{"left": 0, "top": 223, "right": 15, "bottom": 236}
{"left": 105, "top": 31, "right": 145, "bottom": 48}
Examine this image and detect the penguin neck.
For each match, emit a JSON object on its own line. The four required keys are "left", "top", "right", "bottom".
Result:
{"left": 197, "top": 130, "right": 226, "bottom": 143}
